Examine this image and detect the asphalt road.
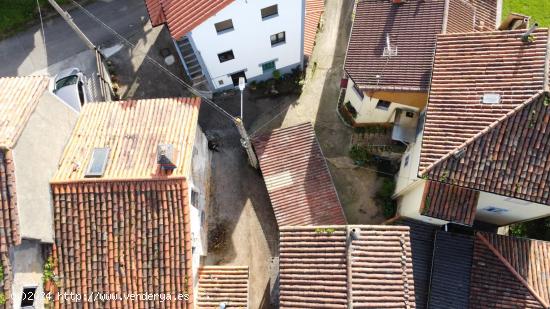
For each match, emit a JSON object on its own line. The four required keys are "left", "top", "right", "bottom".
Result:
{"left": 0, "top": 0, "right": 147, "bottom": 77}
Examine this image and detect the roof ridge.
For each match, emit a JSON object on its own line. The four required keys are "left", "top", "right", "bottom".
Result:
{"left": 420, "top": 90, "right": 546, "bottom": 176}
{"left": 475, "top": 232, "right": 550, "bottom": 308}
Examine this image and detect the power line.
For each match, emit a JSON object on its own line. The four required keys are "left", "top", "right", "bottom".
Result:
{"left": 67, "top": 0, "right": 235, "bottom": 121}
{"left": 36, "top": 0, "right": 47, "bottom": 48}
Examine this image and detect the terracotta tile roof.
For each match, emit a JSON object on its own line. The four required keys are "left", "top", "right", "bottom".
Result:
{"left": 344, "top": 0, "right": 447, "bottom": 92}
{"left": 52, "top": 98, "right": 201, "bottom": 183}
{"left": 344, "top": 0, "right": 502, "bottom": 92}
{"left": 144, "top": 0, "right": 166, "bottom": 26}
{"left": 0, "top": 150, "right": 18, "bottom": 309}
{"left": 446, "top": 0, "right": 476, "bottom": 34}
{"left": 304, "top": 0, "right": 324, "bottom": 57}
{"left": 419, "top": 29, "right": 550, "bottom": 205}
{"left": 197, "top": 266, "right": 248, "bottom": 308}
{"left": 0, "top": 76, "right": 49, "bottom": 148}
{"left": 420, "top": 181, "right": 479, "bottom": 225}
{"left": 279, "top": 225, "right": 415, "bottom": 308}
{"left": 471, "top": 0, "right": 500, "bottom": 31}
{"left": 145, "top": 0, "right": 235, "bottom": 39}
{"left": 52, "top": 179, "right": 193, "bottom": 308}
{"left": 471, "top": 232, "right": 550, "bottom": 308}
{"left": 252, "top": 123, "right": 346, "bottom": 226}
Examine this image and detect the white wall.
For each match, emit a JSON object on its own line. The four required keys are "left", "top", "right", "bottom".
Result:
{"left": 189, "top": 0, "right": 304, "bottom": 89}
{"left": 12, "top": 91, "right": 78, "bottom": 243}
{"left": 187, "top": 126, "right": 211, "bottom": 302}
{"left": 10, "top": 241, "right": 45, "bottom": 309}
{"left": 344, "top": 79, "right": 419, "bottom": 124}
{"left": 475, "top": 192, "right": 550, "bottom": 226}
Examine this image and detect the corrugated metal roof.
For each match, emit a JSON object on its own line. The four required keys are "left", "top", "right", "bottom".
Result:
{"left": 279, "top": 225, "right": 416, "bottom": 308}
{"left": 428, "top": 231, "right": 474, "bottom": 308}
{"left": 52, "top": 98, "right": 201, "bottom": 183}
{"left": 197, "top": 266, "right": 249, "bottom": 308}
{"left": 304, "top": 0, "right": 324, "bottom": 57}
{"left": 0, "top": 76, "right": 49, "bottom": 149}
{"left": 252, "top": 123, "right": 346, "bottom": 226}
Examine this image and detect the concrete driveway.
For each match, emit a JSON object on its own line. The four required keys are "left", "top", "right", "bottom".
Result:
{"left": 248, "top": 0, "right": 387, "bottom": 224}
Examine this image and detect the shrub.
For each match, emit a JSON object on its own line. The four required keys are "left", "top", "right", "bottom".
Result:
{"left": 272, "top": 69, "right": 281, "bottom": 80}
{"left": 0, "top": 293, "right": 5, "bottom": 305}
{"left": 43, "top": 256, "right": 56, "bottom": 285}
{"left": 376, "top": 178, "right": 397, "bottom": 218}
{"left": 349, "top": 144, "right": 372, "bottom": 164}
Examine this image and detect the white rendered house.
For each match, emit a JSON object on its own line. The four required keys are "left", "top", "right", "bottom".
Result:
{"left": 393, "top": 29, "right": 550, "bottom": 228}
{"left": 145, "top": 0, "right": 324, "bottom": 91}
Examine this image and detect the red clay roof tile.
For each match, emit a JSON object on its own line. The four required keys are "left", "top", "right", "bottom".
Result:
{"left": 471, "top": 232, "right": 550, "bottom": 308}
{"left": 304, "top": 0, "right": 324, "bottom": 57}
{"left": 252, "top": 123, "right": 346, "bottom": 226}
{"left": 145, "top": 0, "right": 235, "bottom": 39}
{"left": 420, "top": 29, "right": 550, "bottom": 205}
{"left": 279, "top": 225, "right": 416, "bottom": 308}
{"left": 420, "top": 181, "right": 479, "bottom": 225}
{"left": 197, "top": 266, "right": 248, "bottom": 308}
{"left": 52, "top": 180, "right": 194, "bottom": 308}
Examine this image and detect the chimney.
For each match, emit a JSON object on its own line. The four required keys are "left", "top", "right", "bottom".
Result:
{"left": 157, "top": 144, "right": 176, "bottom": 171}
{"left": 521, "top": 22, "right": 538, "bottom": 43}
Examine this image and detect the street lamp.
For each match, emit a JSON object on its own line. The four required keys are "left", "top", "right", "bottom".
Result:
{"left": 238, "top": 77, "right": 246, "bottom": 121}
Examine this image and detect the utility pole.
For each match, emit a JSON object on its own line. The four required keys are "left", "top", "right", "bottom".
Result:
{"left": 234, "top": 118, "right": 258, "bottom": 169}
{"left": 235, "top": 77, "right": 258, "bottom": 169}
{"left": 47, "top": 0, "right": 97, "bottom": 52}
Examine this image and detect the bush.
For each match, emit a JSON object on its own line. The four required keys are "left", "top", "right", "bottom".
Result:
{"left": 509, "top": 217, "right": 550, "bottom": 241}
{"left": 0, "top": 293, "right": 5, "bottom": 305}
{"left": 272, "top": 69, "right": 281, "bottom": 80}
{"left": 376, "top": 178, "right": 397, "bottom": 218}
{"left": 349, "top": 144, "right": 372, "bottom": 164}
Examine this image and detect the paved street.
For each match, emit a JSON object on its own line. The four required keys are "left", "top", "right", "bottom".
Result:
{"left": 0, "top": 0, "right": 147, "bottom": 77}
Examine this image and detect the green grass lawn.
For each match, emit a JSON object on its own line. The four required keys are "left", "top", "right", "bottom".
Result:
{"left": 503, "top": 0, "right": 550, "bottom": 27}
{"left": 0, "top": 0, "right": 68, "bottom": 39}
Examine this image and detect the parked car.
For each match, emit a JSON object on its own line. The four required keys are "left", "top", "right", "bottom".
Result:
{"left": 51, "top": 68, "right": 88, "bottom": 112}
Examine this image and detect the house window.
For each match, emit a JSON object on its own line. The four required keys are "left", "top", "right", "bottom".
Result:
{"left": 482, "top": 206, "right": 509, "bottom": 214}
{"left": 218, "top": 50, "right": 235, "bottom": 63}
{"left": 191, "top": 190, "right": 199, "bottom": 207}
{"left": 218, "top": 80, "right": 224, "bottom": 85}
{"left": 376, "top": 100, "right": 391, "bottom": 110}
{"left": 352, "top": 83, "right": 364, "bottom": 100}
{"left": 270, "top": 31, "right": 286, "bottom": 46}
{"left": 85, "top": 148, "right": 110, "bottom": 177}
{"left": 261, "top": 4, "right": 278, "bottom": 19}
{"left": 214, "top": 19, "right": 234, "bottom": 33}
{"left": 262, "top": 61, "right": 276, "bottom": 73}
{"left": 21, "top": 287, "right": 37, "bottom": 307}
{"left": 404, "top": 155, "right": 409, "bottom": 167}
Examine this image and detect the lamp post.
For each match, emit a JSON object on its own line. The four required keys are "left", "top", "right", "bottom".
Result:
{"left": 238, "top": 77, "right": 246, "bottom": 121}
